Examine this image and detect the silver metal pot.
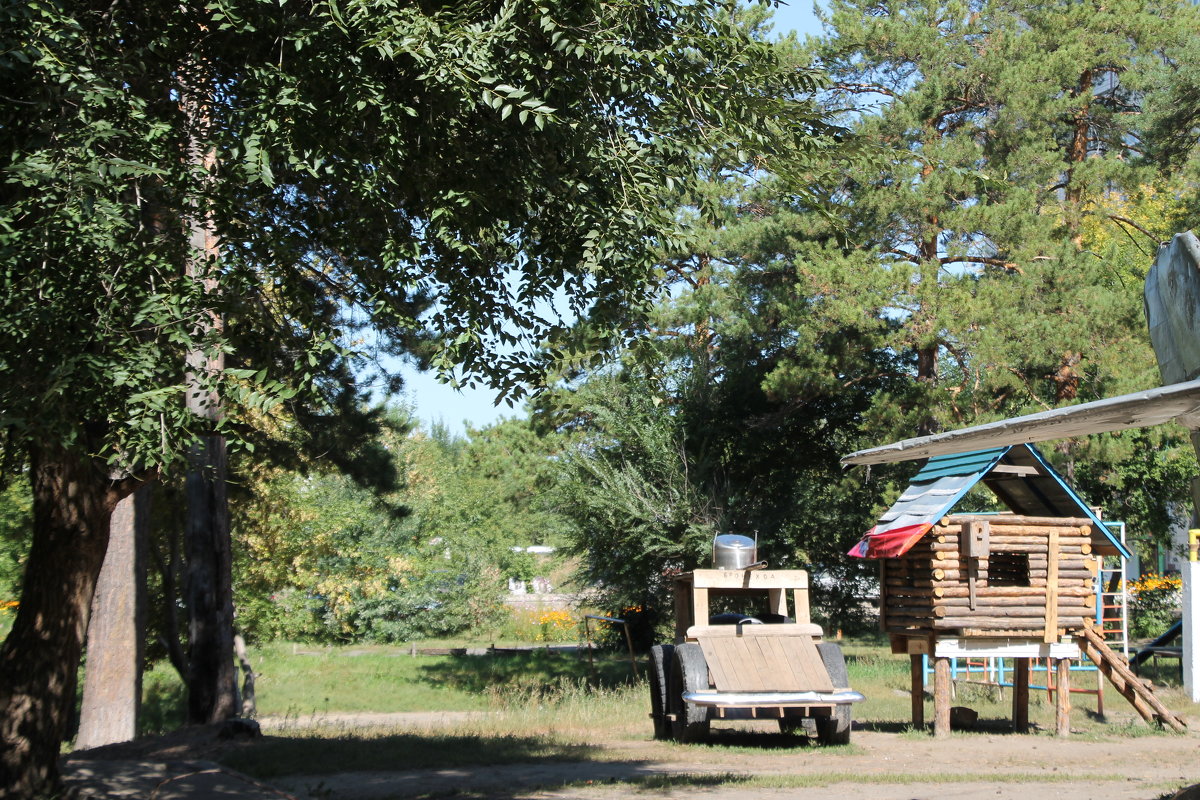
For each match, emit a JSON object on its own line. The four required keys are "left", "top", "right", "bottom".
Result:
{"left": 712, "top": 534, "right": 756, "bottom": 570}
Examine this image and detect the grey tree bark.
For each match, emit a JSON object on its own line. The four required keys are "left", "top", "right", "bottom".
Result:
{"left": 75, "top": 486, "right": 150, "bottom": 749}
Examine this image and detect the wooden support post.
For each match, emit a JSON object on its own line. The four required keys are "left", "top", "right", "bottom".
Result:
{"left": 910, "top": 654, "right": 925, "bottom": 730}
{"left": 1055, "top": 658, "right": 1071, "bottom": 737}
{"left": 933, "top": 657, "right": 951, "bottom": 738}
{"left": 1013, "top": 657, "right": 1030, "bottom": 733}
{"left": 1044, "top": 529, "right": 1060, "bottom": 643}
{"left": 768, "top": 588, "right": 787, "bottom": 618}
{"left": 693, "top": 587, "right": 709, "bottom": 627}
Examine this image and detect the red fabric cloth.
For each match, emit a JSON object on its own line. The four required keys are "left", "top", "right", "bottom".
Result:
{"left": 847, "top": 522, "right": 933, "bottom": 559}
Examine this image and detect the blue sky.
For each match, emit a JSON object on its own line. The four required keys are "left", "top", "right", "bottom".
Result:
{"left": 399, "top": 2, "right": 827, "bottom": 435}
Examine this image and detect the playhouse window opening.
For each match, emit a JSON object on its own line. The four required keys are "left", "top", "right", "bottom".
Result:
{"left": 988, "top": 552, "right": 1030, "bottom": 586}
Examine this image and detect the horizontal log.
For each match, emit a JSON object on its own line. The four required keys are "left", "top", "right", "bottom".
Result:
{"left": 935, "top": 615, "right": 1089, "bottom": 629}
{"left": 934, "top": 607, "right": 1095, "bottom": 619}
{"left": 883, "top": 585, "right": 947, "bottom": 597}
{"left": 961, "top": 627, "right": 1047, "bottom": 637}
{"left": 934, "top": 595, "right": 1094, "bottom": 609}
{"left": 935, "top": 585, "right": 1095, "bottom": 599}
{"left": 936, "top": 601, "right": 1092, "bottom": 615}
{"left": 888, "top": 618, "right": 940, "bottom": 633}
{"left": 924, "top": 532, "right": 1091, "bottom": 548}
{"left": 976, "top": 526, "right": 1092, "bottom": 538}
{"left": 943, "top": 515, "right": 1095, "bottom": 528}
{"left": 915, "top": 542, "right": 1091, "bottom": 556}
{"left": 972, "top": 542, "right": 1092, "bottom": 555}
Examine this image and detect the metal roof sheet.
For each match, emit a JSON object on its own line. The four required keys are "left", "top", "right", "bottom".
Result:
{"left": 912, "top": 448, "right": 1007, "bottom": 482}
{"left": 840, "top": 377, "right": 1200, "bottom": 467}
{"left": 876, "top": 474, "right": 977, "bottom": 533}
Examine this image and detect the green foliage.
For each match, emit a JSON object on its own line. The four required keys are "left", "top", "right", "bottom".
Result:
{"left": 1073, "top": 428, "right": 1199, "bottom": 553}
{"left": 0, "top": 0, "right": 833, "bottom": 482}
{"left": 0, "top": 478, "right": 30, "bottom": 606}
{"left": 1127, "top": 574, "right": 1183, "bottom": 640}
{"left": 231, "top": 410, "right": 572, "bottom": 644}
{"left": 794, "top": 0, "right": 1200, "bottom": 435}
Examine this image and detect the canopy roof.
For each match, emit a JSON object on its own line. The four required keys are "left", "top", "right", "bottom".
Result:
{"left": 848, "top": 444, "right": 1131, "bottom": 559}
{"left": 841, "top": 378, "right": 1200, "bottom": 467}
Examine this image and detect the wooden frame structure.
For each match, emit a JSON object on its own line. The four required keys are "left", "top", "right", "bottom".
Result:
{"left": 850, "top": 444, "right": 1130, "bottom": 737}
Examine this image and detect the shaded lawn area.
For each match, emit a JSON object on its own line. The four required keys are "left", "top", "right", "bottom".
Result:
{"left": 219, "top": 731, "right": 597, "bottom": 779}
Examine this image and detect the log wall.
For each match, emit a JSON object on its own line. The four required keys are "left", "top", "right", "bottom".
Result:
{"left": 881, "top": 515, "right": 1098, "bottom": 638}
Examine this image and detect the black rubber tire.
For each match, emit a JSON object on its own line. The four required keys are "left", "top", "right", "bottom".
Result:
{"left": 815, "top": 642, "right": 851, "bottom": 745}
{"left": 668, "top": 643, "right": 711, "bottom": 742}
{"left": 648, "top": 644, "right": 675, "bottom": 740}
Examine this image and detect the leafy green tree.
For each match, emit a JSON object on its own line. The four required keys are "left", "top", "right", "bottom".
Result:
{"left": 550, "top": 0, "right": 1200, "bottom": 640}
{"left": 230, "top": 411, "right": 570, "bottom": 644}
{"left": 791, "top": 0, "right": 1198, "bottom": 438}
{"left": 0, "top": 0, "right": 827, "bottom": 792}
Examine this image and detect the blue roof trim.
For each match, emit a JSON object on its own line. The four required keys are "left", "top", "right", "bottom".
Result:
{"left": 913, "top": 447, "right": 1009, "bottom": 482}
{"left": 1021, "top": 445, "right": 1133, "bottom": 559}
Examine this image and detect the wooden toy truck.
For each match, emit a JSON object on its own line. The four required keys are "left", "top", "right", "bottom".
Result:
{"left": 648, "top": 568, "right": 863, "bottom": 743}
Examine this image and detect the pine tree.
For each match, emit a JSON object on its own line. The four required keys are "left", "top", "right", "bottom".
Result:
{"left": 786, "top": 0, "right": 1200, "bottom": 440}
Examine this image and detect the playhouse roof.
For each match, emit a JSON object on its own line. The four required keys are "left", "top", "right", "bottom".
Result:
{"left": 848, "top": 443, "right": 1131, "bottom": 559}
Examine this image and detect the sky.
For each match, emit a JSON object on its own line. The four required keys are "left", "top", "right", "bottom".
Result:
{"left": 398, "top": 2, "right": 827, "bottom": 436}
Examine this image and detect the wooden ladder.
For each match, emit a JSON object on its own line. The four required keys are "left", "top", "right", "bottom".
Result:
{"left": 1077, "top": 625, "right": 1187, "bottom": 733}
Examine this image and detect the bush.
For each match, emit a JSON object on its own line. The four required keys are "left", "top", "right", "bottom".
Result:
{"left": 1127, "top": 573, "right": 1182, "bottom": 639}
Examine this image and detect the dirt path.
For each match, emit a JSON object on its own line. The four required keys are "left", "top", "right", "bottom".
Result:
{"left": 266, "top": 715, "right": 1200, "bottom": 800}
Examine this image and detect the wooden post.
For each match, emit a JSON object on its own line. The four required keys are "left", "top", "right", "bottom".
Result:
{"left": 911, "top": 654, "right": 925, "bottom": 730}
{"left": 1013, "top": 657, "right": 1030, "bottom": 733}
{"left": 1044, "top": 528, "right": 1060, "bottom": 643}
{"left": 933, "top": 657, "right": 951, "bottom": 737}
{"left": 1055, "top": 658, "right": 1071, "bottom": 736}
{"left": 793, "top": 587, "right": 811, "bottom": 625}
{"left": 673, "top": 578, "right": 690, "bottom": 643}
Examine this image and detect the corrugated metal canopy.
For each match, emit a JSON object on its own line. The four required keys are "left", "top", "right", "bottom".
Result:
{"left": 841, "top": 377, "right": 1200, "bottom": 467}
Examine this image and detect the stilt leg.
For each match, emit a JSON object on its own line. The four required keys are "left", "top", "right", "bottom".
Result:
{"left": 934, "top": 656, "right": 951, "bottom": 738}
{"left": 1055, "top": 658, "right": 1071, "bottom": 737}
{"left": 1013, "top": 657, "right": 1030, "bottom": 733}
{"left": 911, "top": 654, "right": 925, "bottom": 730}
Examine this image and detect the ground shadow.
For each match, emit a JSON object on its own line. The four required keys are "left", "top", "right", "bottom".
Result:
{"left": 854, "top": 718, "right": 1028, "bottom": 735}
{"left": 695, "top": 727, "right": 831, "bottom": 750}
{"left": 416, "top": 649, "right": 636, "bottom": 695}
{"left": 217, "top": 731, "right": 600, "bottom": 780}
{"left": 276, "top": 758, "right": 759, "bottom": 800}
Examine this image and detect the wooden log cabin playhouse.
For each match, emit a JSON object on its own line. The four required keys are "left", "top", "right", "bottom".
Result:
{"left": 850, "top": 443, "right": 1185, "bottom": 736}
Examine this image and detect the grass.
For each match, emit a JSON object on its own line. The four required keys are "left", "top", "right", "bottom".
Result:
{"left": 123, "top": 634, "right": 1200, "bottom": 786}
{"left": 248, "top": 641, "right": 638, "bottom": 717}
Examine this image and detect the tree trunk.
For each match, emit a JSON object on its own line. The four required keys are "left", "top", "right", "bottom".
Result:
{"left": 184, "top": 435, "right": 237, "bottom": 724}
{"left": 179, "top": 56, "right": 238, "bottom": 726}
{"left": 76, "top": 485, "right": 150, "bottom": 750}
{"left": 0, "top": 446, "right": 133, "bottom": 797}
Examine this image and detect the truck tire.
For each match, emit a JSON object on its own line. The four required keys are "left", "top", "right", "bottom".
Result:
{"left": 669, "top": 643, "right": 711, "bottom": 742}
{"left": 815, "top": 642, "right": 851, "bottom": 745}
{"left": 648, "top": 644, "right": 675, "bottom": 740}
